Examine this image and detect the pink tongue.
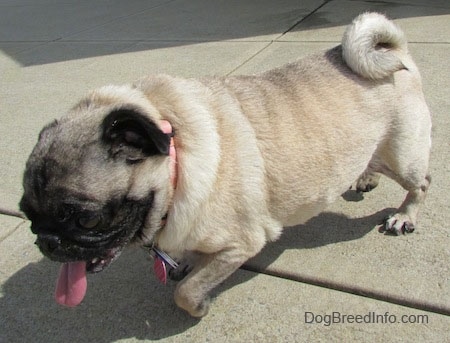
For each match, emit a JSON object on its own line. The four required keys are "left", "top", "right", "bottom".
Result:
{"left": 55, "top": 261, "right": 87, "bottom": 307}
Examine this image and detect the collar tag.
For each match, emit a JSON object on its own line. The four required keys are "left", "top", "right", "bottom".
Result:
{"left": 145, "top": 246, "right": 179, "bottom": 284}
{"left": 153, "top": 256, "right": 167, "bottom": 284}
{"left": 153, "top": 247, "right": 179, "bottom": 269}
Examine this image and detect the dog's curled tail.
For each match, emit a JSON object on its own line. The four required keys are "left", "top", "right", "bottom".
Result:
{"left": 342, "top": 12, "right": 407, "bottom": 80}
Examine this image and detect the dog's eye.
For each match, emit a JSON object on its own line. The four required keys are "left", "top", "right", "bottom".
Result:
{"left": 77, "top": 216, "right": 101, "bottom": 229}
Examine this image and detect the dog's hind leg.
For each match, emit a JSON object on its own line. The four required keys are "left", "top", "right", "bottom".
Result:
{"left": 381, "top": 173, "right": 431, "bottom": 235}
{"left": 376, "top": 97, "right": 432, "bottom": 235}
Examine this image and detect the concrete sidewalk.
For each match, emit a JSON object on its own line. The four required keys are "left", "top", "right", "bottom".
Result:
{"left": 1, "top": 0, "right": 449, "bottom": 341}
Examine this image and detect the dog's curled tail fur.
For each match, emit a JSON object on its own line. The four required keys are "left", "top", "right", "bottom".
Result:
{"left": 342, "top": 12, "right": 407, "bottom": 80}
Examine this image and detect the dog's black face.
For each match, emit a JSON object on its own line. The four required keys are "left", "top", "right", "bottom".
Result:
{"left": 20, "top": 105, "right": 171, "bottom": 273}
{"left": 20, "top": 192, "right": 154, "bottom": 273}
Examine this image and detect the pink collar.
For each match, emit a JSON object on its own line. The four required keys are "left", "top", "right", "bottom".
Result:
{"left": 159, "top": 120, "right": 177, "bottom": 188}
{"left": 148, "top": 120, "right": 179, "bottom": 284}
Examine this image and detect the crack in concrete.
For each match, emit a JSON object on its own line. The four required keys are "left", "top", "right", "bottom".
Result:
{"left": 241, "top": 264, "right": 450, "bottom": 317}
{"left": 224, "top": 0, "right": 335, "bottom": 76}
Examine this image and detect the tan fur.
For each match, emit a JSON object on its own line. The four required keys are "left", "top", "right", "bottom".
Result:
{"left": 24, "top": 13, "right": 432, "bottom": 317}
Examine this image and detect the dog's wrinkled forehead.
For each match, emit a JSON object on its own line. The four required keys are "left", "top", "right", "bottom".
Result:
{"left": 26, "top": 116, "right": 93, "bottom": 176}
{"left": 22, "top": 113, "right": 126, "bottom": 210}
{"left": 22, "top": 90, "right": 171, "bottom": 213}
{"left": 29, "top": 105, "right": 102, "bottom": 163}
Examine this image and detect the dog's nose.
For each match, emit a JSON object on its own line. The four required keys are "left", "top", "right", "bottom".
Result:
{"left": 36, "top": 234, "right": 61, "bottom": 254}
{"left": 30, "top": 219, "right": 53, "bottom": 235}
{"left": 30, "top": 223, "right": 41, "bottom": 234}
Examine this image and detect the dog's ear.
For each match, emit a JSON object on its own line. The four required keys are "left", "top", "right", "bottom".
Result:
{"left": 102, "top": 109, "right": 170, "bottom": 162}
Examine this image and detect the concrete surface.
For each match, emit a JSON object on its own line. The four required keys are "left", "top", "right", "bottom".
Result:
{"left": 1, "top": 0, "right": 449, "bottom": 342}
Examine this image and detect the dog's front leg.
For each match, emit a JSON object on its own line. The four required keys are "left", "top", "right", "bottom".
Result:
{"left": 174, "top": 249, "right": 246, "bottom": 317}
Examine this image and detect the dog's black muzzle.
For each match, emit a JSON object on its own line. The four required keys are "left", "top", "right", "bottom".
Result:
{"left": 23, "top": 192, "right": 155, "bottom": 271}
{"left": 33, "top": 228, "right": 129, "bottom": 273}
{"left": 34, "top": 230, "right": 120, "bottom": 263}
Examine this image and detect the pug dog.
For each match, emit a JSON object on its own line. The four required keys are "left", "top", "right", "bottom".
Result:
{"left": 20, "top": 13, "right": 432, "bottom": 317}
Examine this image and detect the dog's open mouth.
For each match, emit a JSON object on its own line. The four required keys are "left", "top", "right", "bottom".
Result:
{"left": 33, "top": 201, "right": 152, "bottom": 308}
{"left": 85, "top": 246, "right": 123, "bottom": 273}
{"left": 55, "top": 246, "right": 123, "bottom": 307}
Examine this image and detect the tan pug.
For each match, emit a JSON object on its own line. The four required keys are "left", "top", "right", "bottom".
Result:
{"left": 20, "top": 12, "right": 431, "bottom": 317}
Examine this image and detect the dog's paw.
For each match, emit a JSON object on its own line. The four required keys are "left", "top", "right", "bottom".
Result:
{"left": 175, "top": 285, "right": 211, "bottom": 318}
{"left": 379, "top": 213, "right": 415, "bottom": 235}
{"left": 190, "top": 298, "right": 210, "bottom": 318}
{"left": 356, "top": 173, "right": 380, "bottom": 193}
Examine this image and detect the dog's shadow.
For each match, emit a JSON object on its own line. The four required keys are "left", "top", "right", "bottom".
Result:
{"left": 1, "top": 194, "right": 392, "bottom": 342}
